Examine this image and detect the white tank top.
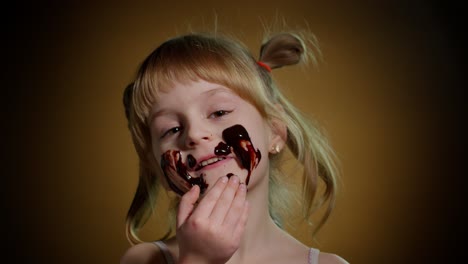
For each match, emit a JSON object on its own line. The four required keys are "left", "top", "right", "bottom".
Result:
{"left": 153, "top": 241, "right": 320, "bottom": 264}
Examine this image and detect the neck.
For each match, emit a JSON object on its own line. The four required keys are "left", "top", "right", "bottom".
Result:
{"left": 229, "top": 173, "right": 285, "bottom": 262}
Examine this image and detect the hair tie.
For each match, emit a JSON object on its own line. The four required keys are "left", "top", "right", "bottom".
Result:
{"left": 257, "top": 61, "right": 272, "bottom": 72}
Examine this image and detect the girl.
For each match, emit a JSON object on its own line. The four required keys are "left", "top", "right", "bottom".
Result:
{"left": 121, "top": 31, "right": 348, "bottom": 264}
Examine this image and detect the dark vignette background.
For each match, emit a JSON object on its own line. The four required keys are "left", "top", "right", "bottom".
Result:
{"left": 3, "top": 1, "right": 465, "bottom": 263}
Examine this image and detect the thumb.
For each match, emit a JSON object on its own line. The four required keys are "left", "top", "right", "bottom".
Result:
{"left": 177, "top": 185, "right": 200, "bottom": 228}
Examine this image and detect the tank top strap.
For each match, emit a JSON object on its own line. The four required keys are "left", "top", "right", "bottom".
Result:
{"left": 153, "top": 241, "right": 175, "bottom": 264}
{"left": 308, "top": 247, "right": 320, "bottom": 264}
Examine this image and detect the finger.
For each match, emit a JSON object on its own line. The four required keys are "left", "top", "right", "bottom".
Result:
{"left": 177, "top": 185, "right": 200, "bottom": 228}
{"left": 231, "top": 200, "right": 249, "bottom": 241}
{"left": 221, "top": 182, "right": 246, "bottom": 227}
{"left": 191, "top": 176, "right": 229, "bottom": 218}
{"left": 210, "top": 175, "right": 241, "bottom": 225}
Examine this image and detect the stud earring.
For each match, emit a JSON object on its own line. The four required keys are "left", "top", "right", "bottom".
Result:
{"left": 271, "top": 145, "right": 281, "bottom": 154}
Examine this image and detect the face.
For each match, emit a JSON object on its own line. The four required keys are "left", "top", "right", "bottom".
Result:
{"left": 149, "top": 79, "right": 275, "bottom": 195}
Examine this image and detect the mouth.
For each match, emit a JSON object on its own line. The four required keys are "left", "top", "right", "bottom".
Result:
{"left": 195, "top": 156, "right": 228, "bottom": 171}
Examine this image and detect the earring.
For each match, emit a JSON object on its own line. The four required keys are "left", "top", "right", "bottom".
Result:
{"left": 271, "top": 145, "right": 281, "bottom": 154}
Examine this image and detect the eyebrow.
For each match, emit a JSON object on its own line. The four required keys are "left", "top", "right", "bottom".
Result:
{"left": 150, "top": 109, "right": 172, "bottom": 120}
{"left": 149, "top": 86, "right": 236, "bottom": 123}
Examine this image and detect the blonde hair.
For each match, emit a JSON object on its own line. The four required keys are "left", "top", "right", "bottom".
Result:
{"left": 123, "top": 31, "right": 339, "bottom": 244}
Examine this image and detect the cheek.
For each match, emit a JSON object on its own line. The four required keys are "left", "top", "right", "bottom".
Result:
{"left": 151, "top": 145, "right": 162, "bottom": 165}
{"left": 248, "top": 123, "right": 273, "bottom": 170}
{"left": 151, "top": 136, "right": 170, "bottom": 163}
{"left": 246, "top": 122, "right": 271, "bottom": 152}
{"left": 221, "top": 124, "right": 264, "bottom": 186}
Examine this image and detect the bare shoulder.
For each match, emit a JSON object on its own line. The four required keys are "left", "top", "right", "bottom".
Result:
{"left": 319, "top": 252, "right": 349, "bottom": 264}
{"left": 120, "top": 242, "right": 166, "bottom": 264}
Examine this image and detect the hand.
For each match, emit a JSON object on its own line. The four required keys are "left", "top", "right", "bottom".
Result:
{"left": 176, "top": 175, "right": 249, "bottom": 264}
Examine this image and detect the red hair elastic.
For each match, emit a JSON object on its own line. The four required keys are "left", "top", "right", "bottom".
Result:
{"left": 257, "top": 61, "right": 272, "bottom": 72}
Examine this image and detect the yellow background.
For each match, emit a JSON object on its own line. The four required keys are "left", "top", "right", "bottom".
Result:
{"left": 5, "top": 1, "right": 463, "bottom": 263}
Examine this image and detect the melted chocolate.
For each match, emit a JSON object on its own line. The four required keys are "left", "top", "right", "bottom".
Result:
{"left": 160, "top": 124, "right": 261, "bottom": 195}
{"left": 187, "top": 154, "right": 197, "bottom": 169}
{"left": 215, "top": 124, "right": 262, "bottom": 185}
{"left": 161, "top": 150, "right": 207, "bottom": 196}
{"left": 214, "top": 142, "right": 231, "bottom": 155}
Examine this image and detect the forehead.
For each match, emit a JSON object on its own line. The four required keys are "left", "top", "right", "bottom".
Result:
{"left": 151, "top": 80, "right": 239, "bottom": 112}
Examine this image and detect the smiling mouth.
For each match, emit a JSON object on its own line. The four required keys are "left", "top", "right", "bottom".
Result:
{"left": 195, "top": 156, "right": 227, "bottom": 171}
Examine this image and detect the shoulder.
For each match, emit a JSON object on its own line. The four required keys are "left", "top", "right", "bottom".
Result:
{"left": 319, "top": 252, "right": 349, "bottom": 264}
{"left": 120, "top": 242, "right": 166, "bottom": 264}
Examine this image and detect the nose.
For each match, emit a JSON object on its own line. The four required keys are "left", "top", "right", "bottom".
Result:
{"left": 182, "top": 122, "right": 212, "bottom": 148}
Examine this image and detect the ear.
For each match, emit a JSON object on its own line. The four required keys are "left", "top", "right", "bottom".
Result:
{"left": 268, "top": 106, "right": 287, "bottom": 154}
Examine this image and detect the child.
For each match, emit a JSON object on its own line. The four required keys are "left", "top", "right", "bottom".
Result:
{"left": 121, "top": 30, "right": 348, "bottom": 264}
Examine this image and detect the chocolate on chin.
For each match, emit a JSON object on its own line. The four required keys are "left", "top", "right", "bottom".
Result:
{"left": 160, "top": 124, "right": 261, "bottom": 195}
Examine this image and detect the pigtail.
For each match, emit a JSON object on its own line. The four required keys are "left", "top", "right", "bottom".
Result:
{"left": 258, "top": 33, "right": 304, "bottom": 70}
{"left": 259, "top": 32, "right": 338, "bottom": 237}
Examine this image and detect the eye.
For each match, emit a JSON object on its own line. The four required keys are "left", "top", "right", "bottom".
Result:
{"left": 209, "top": 110, "right": 231, "bottom": 118}
{"left": 161, "top": 126, "right": 182, "bottom": 138}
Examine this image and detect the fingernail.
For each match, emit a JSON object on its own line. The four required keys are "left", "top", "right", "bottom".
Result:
{"left": 231, "top": 176, "right": 239, "bottom": 184}
{"left": 221, "top": 176, "right": 228, "bottom": 183}
{"left": 239, "top": 183, "right": 246, "bottom": 191}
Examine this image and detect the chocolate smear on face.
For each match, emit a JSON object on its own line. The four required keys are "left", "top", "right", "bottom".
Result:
{"left": 214, "top": 124, "right": 262, "bottom": 185}
{"left": 214, "top": 142, "right": 230, "bottom": 155}
{"left": 187, "top": 154, "right": 197, "bottom": 169}
{"left": 161, "top": 150, "right": 208, "bottom": 195}
{"left": 161, "top": 124, "right": 260, "bottom": 195}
